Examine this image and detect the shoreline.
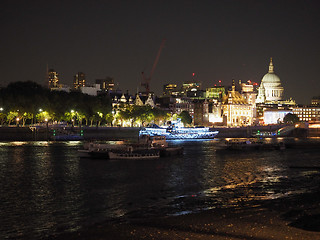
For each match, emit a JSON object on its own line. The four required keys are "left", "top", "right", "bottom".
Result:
{"left": 0, "top": 125, "right": 316, "bottom": 141}
{"left": 48, "top": 189, "right": 320, "bottom": 240}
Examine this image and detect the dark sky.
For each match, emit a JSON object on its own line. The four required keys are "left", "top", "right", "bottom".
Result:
{"left": 1, "top": 0, "right": 319, "bottom": 104}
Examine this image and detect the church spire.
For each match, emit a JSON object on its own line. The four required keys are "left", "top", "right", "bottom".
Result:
{"left": 232, "top": 79, "right": 235, "bottom": 92}
{"left": 268, "top": 57, "right": 274, "bottom": 73}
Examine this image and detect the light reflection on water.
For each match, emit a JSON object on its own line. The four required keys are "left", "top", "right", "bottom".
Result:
{"left": 0, "top": 139, "right": 320, "bottom": 239}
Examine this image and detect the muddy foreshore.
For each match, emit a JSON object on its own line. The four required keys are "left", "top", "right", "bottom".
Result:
{"left": 47, "top": 188, "right": 320, "bottom": 240}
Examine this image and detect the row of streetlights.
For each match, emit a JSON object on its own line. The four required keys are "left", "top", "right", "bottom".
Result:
{"left": 0, "top": 107, "right": 114, "bottom": 126}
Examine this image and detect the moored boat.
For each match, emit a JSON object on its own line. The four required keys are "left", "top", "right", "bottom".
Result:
{"left": 216, "top": 139, "right": 263, "bottom": 150}
{"left": 139, "top": 135, "right": 184, "bottom": 157}
{"left": 79, "top": 134, "right": 183, "bottom": 160}
{"left": 108, "top": 148, "right": 160, "bottom": 160}
{"left": 78, "top": 141, "right": 127, "bottom": 158}
{"left": 139, "top": 119, "right": 218, "bottom": 140}
{"left": 216, "top": 138, "right": 285, "bottom": 151}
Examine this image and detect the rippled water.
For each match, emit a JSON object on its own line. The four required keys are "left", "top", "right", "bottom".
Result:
{"left": 0, "top": 138, "right": 320, "bottom": 239}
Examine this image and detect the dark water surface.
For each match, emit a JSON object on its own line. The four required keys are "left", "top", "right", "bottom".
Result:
{"left": 1, "top": 138, "right": 320, "bottom": 239}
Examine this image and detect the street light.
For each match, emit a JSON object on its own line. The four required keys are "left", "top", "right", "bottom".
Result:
{"left": 45, "top": 118, "right": 48, "bottom": 140}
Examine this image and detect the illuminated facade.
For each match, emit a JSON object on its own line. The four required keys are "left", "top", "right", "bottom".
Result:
{"left": 311, "top": 96, "right": 320, "bottom": 107}
{"left": 206, "top": 86, "right": 226, "bottom": 100}
{"left": 163, "top": 84, "right": 178, "bottom": 97}
{"left": 80, "top": 84, "right": 100, "bottom": 96}
{"left": 263, "top": 109, "right": 292, "bottom": 124}
{"left": 95, "top": 77, "right": 115, "bottom": 91}
{"left": 170, "top": 97, "right": 194, "bottom": 116}
{"left": 181, "top": 81, "right": 201, "bottom": 97}
{"left": 74, "top": 72, "right": 86, "bottom": 89}
{"left": 145, "top": 94, "right": 155, "bottom": 107}
{"left": 221, "top": 81, "right": 253, "bottom": 126}
{"left": 292, "top": 106, "right": 320, "bottom": 122}
{"left": 134, "top": 94, "right": 144, "bottom": 106}
{"left": 48, "top": 69, "right": 59, "bottom": 88}
{"left": 240, "top": 80, "right": 257, "bottom": 105}
{"left": 208, "top": 102, "right": 224, "bottom": 125}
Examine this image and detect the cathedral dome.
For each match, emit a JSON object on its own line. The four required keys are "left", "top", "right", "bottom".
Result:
{"left": 261, "top": 72, "right": 281, "bottom": 84}
{"left": 256, "top": 58, "right": 284, "bottom": 103}
{"left": 261, "top": 58, "right": 281, "bottom": 86}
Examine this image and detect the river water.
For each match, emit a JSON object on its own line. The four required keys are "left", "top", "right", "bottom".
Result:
{"left": 1, "top": 138, "right": 320, "bottom": 239}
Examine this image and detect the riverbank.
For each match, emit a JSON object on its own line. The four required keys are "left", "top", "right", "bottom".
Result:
{"left": 0, "top": 126, "right": 140, "bottom": 141}
{"left": 0, "top": 125, "right": 316, "bottom": 141}
{"left": 48, "top": 189, "right": 320, "bottom": 240}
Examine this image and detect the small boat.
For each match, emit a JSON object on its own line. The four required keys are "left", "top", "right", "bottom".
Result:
{"left": 216, "top": 139, "right": 263, "bottom": 150}
{"left": 216, "top": 138, "right": 285, "bottom": 151}
{"left": 78, "top": 141, "right": 127, "bottom": 158}
{"left": 108, "top": 147, "right": 160, "bottom": 160}
{"left": 139, "top": 135, "right": 184, "bottom": 157}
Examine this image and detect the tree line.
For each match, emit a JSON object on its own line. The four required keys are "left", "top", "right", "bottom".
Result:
{"left": 0, "top": 81, "right": 192, "bottom": 127}
{"left": 0, "top": 81, "right": 113, "bottom": 126}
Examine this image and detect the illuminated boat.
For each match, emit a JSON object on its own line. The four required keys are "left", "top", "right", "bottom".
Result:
{"left": 139, "top": 122, "right": 219, "bottom": 140}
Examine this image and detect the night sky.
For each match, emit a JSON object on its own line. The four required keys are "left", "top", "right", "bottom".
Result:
{"left": 1, "top": 0, "right": 319, "bottom": 104}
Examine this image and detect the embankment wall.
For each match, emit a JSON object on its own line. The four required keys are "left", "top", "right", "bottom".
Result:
{"left": 0, "top": 125, "right": 317, "bottom": 141}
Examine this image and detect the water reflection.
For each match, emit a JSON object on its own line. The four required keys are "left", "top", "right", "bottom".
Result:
{"left": 0, "top": 139, "right": 320, "bottom": 239}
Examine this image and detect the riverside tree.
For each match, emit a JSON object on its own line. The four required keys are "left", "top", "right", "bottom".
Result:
{"left": 0, "top": 81, "right": 112, "bottom": 126}
{"left": 179, "top": 110, "right": 193, "bottom": 126}
{"left": 283, "top": 113, "right": 300, "bottom": 124}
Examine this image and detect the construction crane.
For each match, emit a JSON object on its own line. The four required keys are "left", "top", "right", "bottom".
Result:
{"left": 141, "top": 39, "right": 166, "bottom": 94}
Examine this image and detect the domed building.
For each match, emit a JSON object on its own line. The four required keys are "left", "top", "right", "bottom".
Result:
{"left": 256, "top": 58, "right": 284, "bottom": 103}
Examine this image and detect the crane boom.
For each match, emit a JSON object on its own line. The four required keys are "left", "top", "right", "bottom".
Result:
{"left": 141, "top": 39, "right": 166, "bottom": 94}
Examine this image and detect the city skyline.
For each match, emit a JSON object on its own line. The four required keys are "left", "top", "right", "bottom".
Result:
{"left": 1, "top": 0, "right": 319, "bottom": 104}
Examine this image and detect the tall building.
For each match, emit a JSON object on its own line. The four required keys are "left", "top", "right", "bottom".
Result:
{"left": 256, "top": 58, "right": 284, "bottom": 104}
{"left": 181, "top": 82, "right": 201, "bottom": 96}
{"left": 95, "top": 77, "right": 115, "bottom": 92}
{"left": 180, "top": 73, "right": 201, "bottom": 97}
{"left": 163, "top": 83, "right": 178, "bottom": 97}
{"left": 206, "top": 86, "right": 226, "bottom": 100}
{"left": 48, "top": 69, "right": 59, "bottom": 88}
{"left": 74, "top": 72, "right": 86, "bottom": 89}
{"left": 311, "top": 96, "right": 320, "bottom": 107}
{"left": 193, "top": 99, "right": 209, "bottom": 126}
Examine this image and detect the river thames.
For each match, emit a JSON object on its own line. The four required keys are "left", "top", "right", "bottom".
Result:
{"left": 1, "top": 138, "right": 320, "bottom": 239}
